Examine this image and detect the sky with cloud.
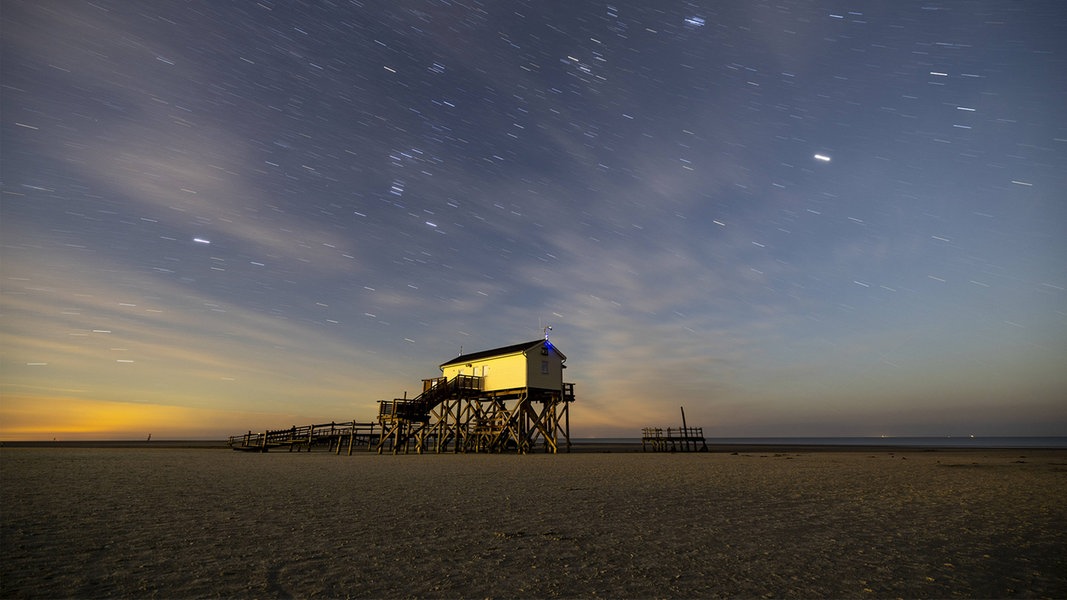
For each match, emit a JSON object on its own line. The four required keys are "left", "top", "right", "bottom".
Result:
{"left": 2, "top": 1, "right": 1065, "bottom": 440}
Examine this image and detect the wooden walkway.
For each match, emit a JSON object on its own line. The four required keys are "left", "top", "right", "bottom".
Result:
{"left": 228, "top": 421, "right": 380, "bottom": 454}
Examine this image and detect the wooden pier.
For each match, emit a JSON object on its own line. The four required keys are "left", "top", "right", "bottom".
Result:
{"left": 228, "top": 421, "right": 380, "bottom": 454}
{"left": 641, "top": 427, "right": 708, "bottom": 452}
{"left": 641, "top": 406, "right": 708, "bottom": 452}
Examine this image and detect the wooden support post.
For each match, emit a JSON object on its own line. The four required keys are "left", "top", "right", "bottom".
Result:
{"left": 564, "top": 398, "right": 571, "bottom": 453}
{"left": 680, "top": 406, "right": 689, "bottom": 452}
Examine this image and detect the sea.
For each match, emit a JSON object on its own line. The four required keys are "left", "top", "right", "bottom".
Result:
{"left": 573, "top": 436, "right": 1067, "bottom": 448}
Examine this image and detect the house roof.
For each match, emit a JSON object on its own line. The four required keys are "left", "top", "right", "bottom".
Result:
{"left": 440, "top": 339, "right": 566, "bottom": 367}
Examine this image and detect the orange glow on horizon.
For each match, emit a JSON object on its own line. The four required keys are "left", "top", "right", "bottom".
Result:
{"left": 0, "top": 395, "right": 277, "bottom": 441}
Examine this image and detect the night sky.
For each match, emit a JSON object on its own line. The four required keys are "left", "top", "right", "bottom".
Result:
{"left": 3, "top": 1, "right": 1065, "bottom": 440}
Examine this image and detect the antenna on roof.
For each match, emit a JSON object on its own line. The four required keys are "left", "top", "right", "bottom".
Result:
{"left": 544, "top": 325, "right": 552, "bottom": 341}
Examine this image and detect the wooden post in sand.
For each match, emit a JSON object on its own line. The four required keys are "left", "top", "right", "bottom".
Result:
{"left": 680, "top": 406, "right": 689, "bottom": 452}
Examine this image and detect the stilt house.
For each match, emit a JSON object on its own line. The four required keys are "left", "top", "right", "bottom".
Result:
{"left": 228, "top": 338, "right": 575, "bottom": 455}
{"left": 375, "top": 337, "right": 574, "bottom": 453}
{"left": 440, "top": 338, "right": 567, "bottom": 397}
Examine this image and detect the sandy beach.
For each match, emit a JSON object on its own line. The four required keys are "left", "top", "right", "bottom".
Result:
{"left": 2, "top": 446, "right": 1065, "bottom": 598}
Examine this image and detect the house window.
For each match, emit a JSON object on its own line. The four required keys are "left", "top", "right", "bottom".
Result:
{"left": 541, "top": 360, "right": 549, "bottom": 374}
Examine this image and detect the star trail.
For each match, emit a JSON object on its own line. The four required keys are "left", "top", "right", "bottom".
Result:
{"left": 2, "top": 1, "right": 1065, "bottom": 440}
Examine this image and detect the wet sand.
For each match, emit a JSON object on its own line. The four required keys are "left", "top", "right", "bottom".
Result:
{"left": 2, "top": 446, "right": 1065, "bottom": 598}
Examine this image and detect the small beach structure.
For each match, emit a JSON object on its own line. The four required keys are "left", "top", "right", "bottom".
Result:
{"left": 229, "top": 337, "right": 575, "bottom": 454}
{"left": 641, "top": 407, "right": 708, "bottom": 452}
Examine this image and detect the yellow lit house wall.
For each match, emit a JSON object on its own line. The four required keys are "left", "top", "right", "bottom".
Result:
{"left": 440, "top": 341, "right": 565, "bottom": 393}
